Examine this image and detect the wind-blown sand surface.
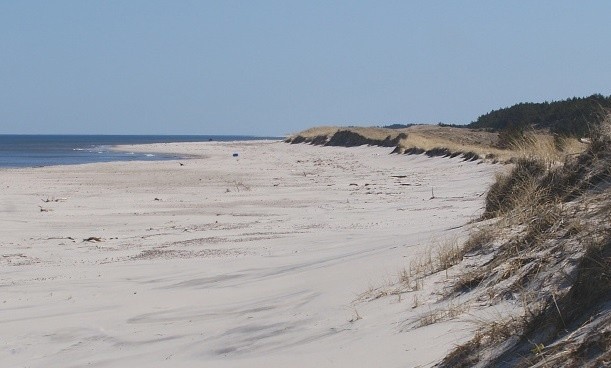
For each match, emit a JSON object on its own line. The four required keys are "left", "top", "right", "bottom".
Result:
{"left": 1, "top": 141, "right": 497, "bottom": 367}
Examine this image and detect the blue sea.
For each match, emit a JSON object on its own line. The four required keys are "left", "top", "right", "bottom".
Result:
{"left": 0, "top": 135, "right": 281, "bottom": 168}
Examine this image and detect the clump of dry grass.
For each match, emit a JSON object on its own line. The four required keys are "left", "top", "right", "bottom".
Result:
{"left": 506, "top": 132, "right": 563, "bottom": 163}
{"left": 415, "top": 301, "right": 470, "bottom": 328}
{"left": 484, "top": 119, "right": 610, "bottom": 221}
{"left": 406, "top": 237, "right": 471, "bottom": 280}
{"left": 398, "top": 266, "right": 424, "bottom": 292}
{"left": 441, "top": 314, "right": 527, "bottom": 368}
{"left": 503, "top": 129, "right": 587, "bottom": 165}
{"left": 358, "top": 235, "right": 481, "bottom": 304}
{"left": 483, "top": 158, "right": 547, "bottom": 218}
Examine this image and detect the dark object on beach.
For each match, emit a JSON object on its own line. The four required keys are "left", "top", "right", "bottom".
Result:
{"left": 42, "top": 197, "right": 67, "bottom": 203}
{"left": 83, "top": 237, "right": 102, "bottom": 242}
{"left": 233, "top": 153, "right": 239, "bottom": 157}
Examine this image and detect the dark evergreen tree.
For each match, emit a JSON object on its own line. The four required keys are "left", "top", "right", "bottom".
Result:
{"left": 468, "top": 94, "right": 611, "bottom": 137}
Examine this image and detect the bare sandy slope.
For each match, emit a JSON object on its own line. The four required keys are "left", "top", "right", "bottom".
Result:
{"left": 1, "top": 141, "right": 497, "bottom": 367}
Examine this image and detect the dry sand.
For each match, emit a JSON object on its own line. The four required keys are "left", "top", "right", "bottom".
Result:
{"left": 1, "top": 141, "right": 498, "bottom": 367}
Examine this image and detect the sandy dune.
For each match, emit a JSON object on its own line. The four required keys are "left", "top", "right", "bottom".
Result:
{"left": 1, "top": 141, "right": 498, "bottom": 367}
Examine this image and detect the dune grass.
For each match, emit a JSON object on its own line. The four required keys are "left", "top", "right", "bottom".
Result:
{"left": 436, "top": 118, "right": 611, "bottom": 367}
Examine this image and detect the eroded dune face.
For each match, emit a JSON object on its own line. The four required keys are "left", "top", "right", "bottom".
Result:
{"left": 1, "top": 141, "right": 497, "bottom": 367}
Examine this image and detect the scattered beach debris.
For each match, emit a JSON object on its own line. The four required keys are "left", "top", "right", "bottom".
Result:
{"left": 349, "top": 308, "right": 363, "bottom": 323}
{"left": 83, "top": 237, "right": 103, "bottom": 242}
{"left": 2, "top": 253, "right": 40, "bottom": 266}
{"left": 41, "top": 197, "right": 67, "bottom": 203}
{"left": 45, "top": 236, "right": 75, "bottom": 241}
{"left": 233, "top": 181, "right": 251, "bottom": 192}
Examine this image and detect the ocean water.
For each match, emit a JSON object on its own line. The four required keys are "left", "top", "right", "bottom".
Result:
{"left": 0, "top": 135, "right": 280, "bottom": 168}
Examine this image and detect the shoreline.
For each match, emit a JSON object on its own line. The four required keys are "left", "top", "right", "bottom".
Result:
{"left": 1, "top": 141, "right": 497, "bottom": 367}
{"left": 111, "top": 139, "right": 282, "bottom": 158}
{"left": 0, "top": 136, "right": 283, "bottom": 170}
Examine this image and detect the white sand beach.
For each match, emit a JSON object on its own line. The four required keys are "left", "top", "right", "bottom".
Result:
{"left": 1, "top": 141, "right": 498, "bottom": 367}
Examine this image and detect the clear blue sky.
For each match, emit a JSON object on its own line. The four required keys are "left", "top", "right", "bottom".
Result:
{"left": 2, "top": 1, "right": 611, "bottom": 136}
